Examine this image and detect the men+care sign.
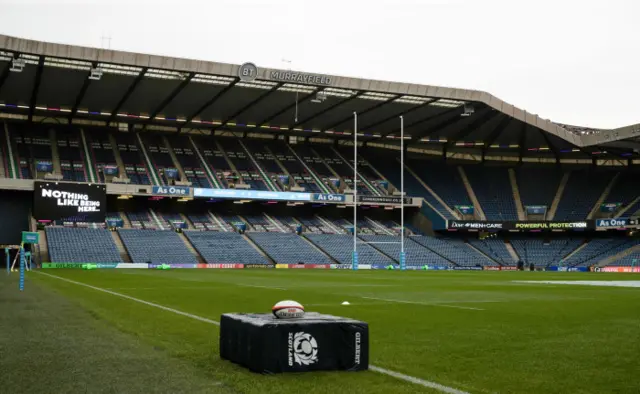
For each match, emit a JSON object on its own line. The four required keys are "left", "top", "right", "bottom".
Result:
{"left": 34, "top": 182, "right": 106, "bottom": 222}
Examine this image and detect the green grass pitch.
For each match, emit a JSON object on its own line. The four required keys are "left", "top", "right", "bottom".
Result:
{"left": 2, "top": 270, "right": 639, "bottom": 393}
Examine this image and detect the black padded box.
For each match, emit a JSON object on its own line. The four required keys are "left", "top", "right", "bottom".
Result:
{"left": 220, "top": 312, "right": 369, "bottom": 373}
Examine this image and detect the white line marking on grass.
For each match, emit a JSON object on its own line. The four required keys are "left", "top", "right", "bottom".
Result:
{"left": 36, "top": 272, "right": 220, "bottom": 326}
{"left": 369, "top": 366, "right": 470, "bottom": 394}
{"left": 236, "top": 283, "right": 287, "bottom": 290}
{"left": 36, "top": 272, "right": 472, "bottom": 394}
{"left": 360, "top": 296, "right": 485, "bottom": 311}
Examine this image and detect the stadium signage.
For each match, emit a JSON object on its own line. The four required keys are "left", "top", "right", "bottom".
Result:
{"left": 448, "top": 220, "right": 595, "bottom": 231}
{"left": 194, "top": 187, "right": 311, "bottom": 202}
{"left": 455, "top": 205, "right": 474, "bottom": 215}
{"left": 269, "top": 70, "right": 332, "bottom": 86}
{"left": 357, "top": 196, "right": 412, "bottom": 205}
{"left": 33, "top": 181, "right": 106, "bottom": 222}
{"left": 600, "top": 203, "right": 621, "bottom": 213}
{"left": 152, "top": 186, "right": 190, "bottom": 196}
{"left": 525, "top": 205, "right": 547, "bottom": 215}
{"left": 313, "top": 193, "right": 345, "bottom": 202}
{"left": 244, "top": 264, "right": 275, "bottom": 269}
{"left": 596, "top": 218, "right": 629, "bottom": 228}
{"left": 449, "top": 221, "right": 503, "bottom": 230}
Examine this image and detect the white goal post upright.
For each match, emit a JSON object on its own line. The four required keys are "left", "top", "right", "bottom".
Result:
{"left": 352, "top": 112, "right": 358, "bottom": 271}
{"left": 351, "top": 113, "right": 406, "bottom": 271}
{"left": 400, "top": 116, "right": 406, "bottom": 270}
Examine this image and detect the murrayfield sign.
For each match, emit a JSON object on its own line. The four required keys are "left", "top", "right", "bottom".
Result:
{"left": 269, "top": 70, "right": 332, "bottom": 86}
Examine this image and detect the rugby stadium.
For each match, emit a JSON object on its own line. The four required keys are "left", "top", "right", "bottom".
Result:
{"left": 1, "top": 34, "right": 639, "bottom": 394}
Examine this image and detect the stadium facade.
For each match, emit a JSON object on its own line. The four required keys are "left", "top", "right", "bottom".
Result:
{"left": 0, "top": 34, "right": 638, "bottom": 271}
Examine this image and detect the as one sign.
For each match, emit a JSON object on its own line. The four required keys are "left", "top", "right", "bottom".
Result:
{"left": 152, "top": 186, "right": 190, "bottom": 196}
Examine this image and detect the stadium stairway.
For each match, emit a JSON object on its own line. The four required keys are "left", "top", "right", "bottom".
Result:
{"left": 37, "top": 229, "right": 50, "bottom": 263}
{"left": 177, "top": 232, "right": 205, "bottom": 264}
{"left": 78, "top": 128, "right": 97, "bottom": 183}
{"left": 110, "top": 231, "right": 132, "bottom": 263}
{"left": 286, "top": 144, "right": 332, "bottom": 194}
{"left": 587, "top": 173, "right": 620, "bottom": 219}
{"left": 617, "top": 196, "right": 640, "bottom": 218}
{"left": 2, "top": 122, "right": 18, "bottom": 178}
{"left": 508, "top": 168, "right": 526, "bottom": 220}
{"left": 401, "top": 160, "right": 459, "bottom": 219}
{"left": 457, "top": 167, "right": 486, "bottom": 220}
{"left": 188, "top": 136, "right": 222, "bottom": 189}
{"left": 330, "top": 146, "right": 380, "bottom": 196}
{"left": 162, "top": 136, "right": 188, "bottom": 183}
{"left": 241, "top": 234, "right": 275, "bottom": 263}
{"left": 547, "top": 172, "right": 570, "bottom": 220}
{"left": 135, "top": 133, "right": 163, "bottom": 186}
{"left": 0, "top": 135, "right": 6, "bottom": 178}
{"left": 465, "top": 240, "right": 499, "bottom": 265}
{"left": 264, "top": 146, "right": 298, "bottom": 188}
{"left": 597, "top": 244, "right": 640, "bottom": 267}
{"left": 215, "top": 139, "right": 244, "bottom": 185}
{"left": 247, "top": 233, "right": 335, "bottom": 265}
{"left": 310, "top": 147, "right": 345, "bottom": 192}
{"left": 505, "top": 242, "right": 520, "bottom": 262}
{"left": 107, "top": 133, "right": 128, "bottom": 182}
{"left": 238, "top": 140, "right": 278, "bottom": 191}
{"left": 48, "top": 128, "right": 62, "bottom": 177}
{"left": 561, "top": 240, "right": 588, "bottom": 263}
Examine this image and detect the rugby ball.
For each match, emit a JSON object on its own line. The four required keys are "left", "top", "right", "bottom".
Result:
{"left": 272, "top": 300, "right": 305, "bottom": 319}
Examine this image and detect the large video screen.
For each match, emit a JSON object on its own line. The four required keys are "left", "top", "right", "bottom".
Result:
{"left": 33, "top": 182, "right": 106, "bottom": 222}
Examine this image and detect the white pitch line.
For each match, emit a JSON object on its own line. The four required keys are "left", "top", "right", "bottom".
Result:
{"left": 35, "top": 271, "right": 470, "bottom": 394}
{"left": 360, "top": 296, "right": 485, "bottom": 311}
{"left": 36, "top": 272, "right": 220, "bottom": 326}
{"left": 369, "top": 365, "right": 470, "bottom": 394}
{"left": 236, "top": 283, "right": 287, "bottom": 290}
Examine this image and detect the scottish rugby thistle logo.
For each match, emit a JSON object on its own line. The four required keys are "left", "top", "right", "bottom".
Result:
{"left": 292, "top": 332, "right": 318, "bottom": 365}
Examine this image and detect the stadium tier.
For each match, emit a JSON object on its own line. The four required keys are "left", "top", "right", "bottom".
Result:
{"left": 117, "top": 229, "right": 198, "bottom": 265}
{"left": 46, "top": 227, "right": 123, "bottom": 264}
{"left": 185, "top": 231, "right": 269, "bottom": 265}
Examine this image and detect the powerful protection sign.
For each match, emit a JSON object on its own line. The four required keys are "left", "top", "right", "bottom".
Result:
{"left": 33, "top": 181, "right": 106, "bottom": 222}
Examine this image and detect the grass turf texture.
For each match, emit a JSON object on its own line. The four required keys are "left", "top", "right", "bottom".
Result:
{"left": 6, "top": 270, "right": 640, "bottom": 394}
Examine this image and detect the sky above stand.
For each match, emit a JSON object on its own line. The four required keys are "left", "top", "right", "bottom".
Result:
{"left": 1, "top": 0, "right": 638, "bottom": 129}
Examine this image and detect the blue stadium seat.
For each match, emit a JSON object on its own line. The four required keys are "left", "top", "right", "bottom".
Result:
{"left": 117, "top": 229, "right": 197, "bottom": 265}
{"left": 185, "top": 231, "right": 268, "bottom": 264}
{"left": 46, "top": 227, "right": 123, "bottom": 264}
{"left": 305, "top": 234, "right": 394, "bottom": 265}
{"left": 247, "top": 232, "right": 333, "bottom": 264}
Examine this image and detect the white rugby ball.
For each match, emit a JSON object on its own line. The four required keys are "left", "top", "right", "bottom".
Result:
{"left": 272, "top": 300, "right": 305, "bottom": 319}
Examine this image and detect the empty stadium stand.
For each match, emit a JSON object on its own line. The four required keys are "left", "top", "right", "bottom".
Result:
{"left": 46, "top": 227, "right": 123, "bottom": 263}
{"left": 464, "top": 166, "right": 518, "bottom": 221}
{"left": 185, "top": 231, "right": 268, "bottom": 264}
{"left": 305, "top": 233, "right": 394, "bottom": 265}
{"left": 117, "top": 229, "right": 198, "bottom": 264}
{"left": 247, "top": 232, "right": 333, "bottom": 264}
{"left": 359, "top": 234, "right": 450, "bottom": 266}
{"left": 554, "top": 169, "right": 610, "bottom": 220}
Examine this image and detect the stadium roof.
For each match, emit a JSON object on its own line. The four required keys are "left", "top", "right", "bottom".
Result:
{"left": 0, "top": 34, "right": 638, "bottom": 162}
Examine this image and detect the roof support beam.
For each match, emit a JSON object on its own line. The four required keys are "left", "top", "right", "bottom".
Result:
{"left": 0, "top": 59, "right": 13, "bottom": 95}
{"left": 107, "top": 67, "right": 147, "bottom": 126}
{"left": 481, "top": 115, "right": 513, "bottom": 156}
{"left": 360, "top": 99, "right": 438, "bottom": 132}
{"left": 322, "top": 95, "right": 399, "bottom": 133}
{"left": 68, "top": 65, "right": 95, "bottom": 123}
{"left": 213, "top": 82, "right": 284, "bottom": 132}
{"left": 141, "top": 73, "right": 194, "bottom": 131}
{"left": 418, "top": 108, "right": 466, "bottom": 140}
{"left": 537, "top": 128, "right": 560, "bottom": 163}
{"left": 178, "top": 79, "right": 239, "bottom": 132}
{"left": 518, "top": 121, "right": 527, "bottom": 162}
{"left": 446, "top": 109, "right": 499, "bottom": 148}
{"left": 246, "top": 88, "right": 323, "bottom": 134}
{"left": 378, "top": 106, "right": 459, "bottom": 141}
{"left": 290, "top": 92, "right": 365, "bottom": 130}
{"left": 28, "top": 56, "right": 44, "bottom": 123}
